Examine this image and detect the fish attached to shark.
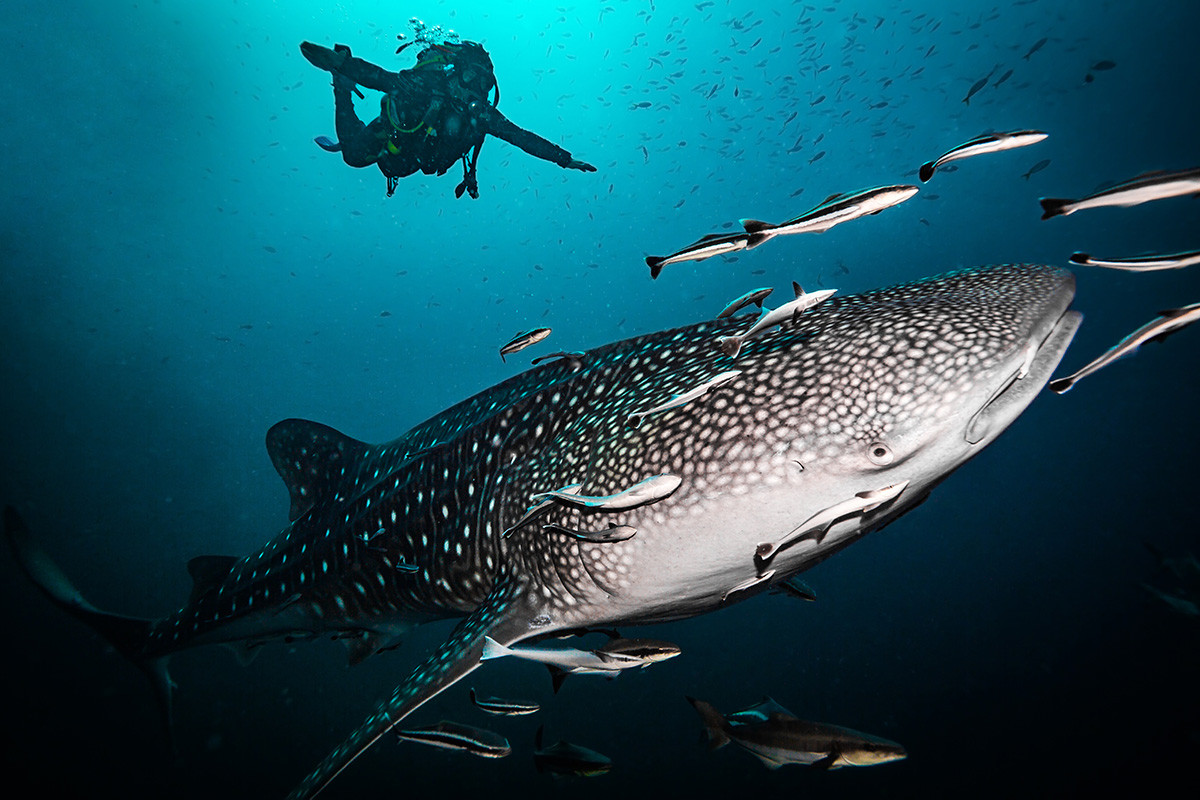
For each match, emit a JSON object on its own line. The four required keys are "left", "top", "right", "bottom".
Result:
{"left": 4, "top": 263, "right": 1081, "bottom": 798}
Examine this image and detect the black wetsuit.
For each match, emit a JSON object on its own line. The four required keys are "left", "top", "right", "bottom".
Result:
{"left": 330, "top": 53, "right": 576, "bottom": 184}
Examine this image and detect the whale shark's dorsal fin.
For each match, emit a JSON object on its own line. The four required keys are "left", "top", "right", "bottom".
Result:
{"left": 266, "top": 419, "right": 371, "bottom": 521}
{"left": 287, "top": 582, "right": 544, "bottom": 799}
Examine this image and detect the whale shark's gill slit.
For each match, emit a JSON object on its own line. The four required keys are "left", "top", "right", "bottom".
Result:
{"left": 576, "top": 540, "right": 619, "bottom": 598}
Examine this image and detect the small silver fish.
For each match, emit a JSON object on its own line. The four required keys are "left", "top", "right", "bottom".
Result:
{"left": 740, "top": 184, "right": 918, "bottom": 242}
{"left": 645, "top": 232, "right": 750, "bottom": 280}
{"left": 1049, "top": 302, "right": 1200, "bottom": 394}
{"left": 755, "top": 481, "right": 910, "bottom": 565}
{"left": 541, "top": 523, "right": 638, "bottom": 543}
{"left": 1068, "top": 250, "right": 1200, "bottom": 272}
{"left": 626, "top": 370, "right": 742, "bottom": 427}
{"left": 718, "top": 283, "right": 836, "bottom": 358}
{"left": 500, "top": 327, "right": 551, "bottom": 361}
{"left": 530, "top": 473, "right": 682, "bottom": 511}
{"left": 393, "top": 720, "right": 512, "bottom": 758}
{"left": 1040, "top": 167, "right": 1200, "bottom": 219}
{"left": 920, "top": 130, "right": 1048, "bottom": 182}
{"left": 468, "top": 688, "right": 540, "bottom": 716}
{"left": 717, "top": 287, "right": 774, "bottom": 318}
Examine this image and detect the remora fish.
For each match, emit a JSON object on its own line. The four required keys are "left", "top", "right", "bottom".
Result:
{"left": 1048, "top": 302, "right": 1200, "bottom": 394}
{"left": 717, "top": 286, "right": 774, "bottom": 318}
{"left": 1068, "top": 250, "right": 1200, "bottom": 272}
{"left": 1039, "top": 166, "right": 1200, "bottom": 219}
{"left": 533, "top": 726, "right": 613, "bottom": 777}
{"left": 687, "top": 697, "right": 907, "bottom": 770}
{"left": 718, "top": 282, "right": 836, "bottom": 358}
{"left": 468, "top": 688, "right": 540, "bottom": 716}
{"left": 645, "top": 232, "right": 750, "bottom": 280}
{"left": 755, "top": 482, "right": 910, "bottom": 565}
{"left": 501, "top": 328, "right": 552, "bottom": 361}
{"left": 530, "top": 473, "right": 683, "bottom": 511}
{"left": 919, "top": 130, "right": 1048, "bottom": 183}
{"left": 393, "top": 720, "right": 512, "bottom": 758}
{"left": 541, "top": 522, "right": 638, "bottom": 543}
{"left": 480, "top": 636, "right": 679, "bottom": 674}
{"left": 503, "top": 482, "right": 583, "bottom": 538}
{"left": 3, "top": 263, "right": 1082, "bottom": 799}
{"left": 740, "top": 184, "right": 919, "bottom": 241}
{"left": 625, "top": 370, "right": 742, "bottom": 426}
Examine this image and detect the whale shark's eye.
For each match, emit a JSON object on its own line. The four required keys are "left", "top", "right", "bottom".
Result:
{"left": 867, "top": 441, "right": 894, "bottom": 466}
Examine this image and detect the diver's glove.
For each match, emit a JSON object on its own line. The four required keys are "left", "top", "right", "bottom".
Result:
{"left": 565, "top": 159, "right": 597, "bottom": 172}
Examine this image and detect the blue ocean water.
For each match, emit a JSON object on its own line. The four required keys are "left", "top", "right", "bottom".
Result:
{"left": 2, "top": 0, "right": 1198, "bottom": 797}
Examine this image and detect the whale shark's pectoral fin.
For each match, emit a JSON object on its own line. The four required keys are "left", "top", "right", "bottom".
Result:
{"left": 287, "top": 584, "right": 543, "bottom": 799}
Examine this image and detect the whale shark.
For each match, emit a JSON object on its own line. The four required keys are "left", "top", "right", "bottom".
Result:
{"left": 3, "top": 263, "right": 1080, "bottom": 798}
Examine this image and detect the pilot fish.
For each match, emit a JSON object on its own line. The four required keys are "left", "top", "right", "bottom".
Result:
{"left": 3, "top": 263, "right": 1082, "bottom": 798}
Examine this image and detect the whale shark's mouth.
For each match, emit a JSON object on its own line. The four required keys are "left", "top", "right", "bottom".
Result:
{"left": 966, "top": 306, "right": 1082, "bottom": 445}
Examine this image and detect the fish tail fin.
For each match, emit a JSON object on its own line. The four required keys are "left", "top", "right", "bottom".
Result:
{"left": 645, "top": 256, "right": 666, "bottom": 279}
{"left": 3, "top": 505, "right": 178, "bottom": 750}
{"left": 717, "top": 336, "right": 743, "bottom": 359}
{"left": 1069, "top": 252, "right": 1090, "bottom": 266}
{"left": 1047, "top": 376, "right": 1074, "bottom": 394}
{"left": 685, "top": 696, "right": 731, "bottom": 750}
{"left": 480, "top": 635, "right": 511, "bottom": 661}
{"left": 918, "top": 161, "right": 936, "bottom": 183}
{"left": 739, "top": 218, "right": 773, "bottom": 234}
{"left": 1039, "top": 198, "right": 1073, "bottom": 220}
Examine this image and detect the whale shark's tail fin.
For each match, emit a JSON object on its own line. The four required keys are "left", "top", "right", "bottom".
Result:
{"left": 3, "top": 506, "right": 177, "bottom": 750}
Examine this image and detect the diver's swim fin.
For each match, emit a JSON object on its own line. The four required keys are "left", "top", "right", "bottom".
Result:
{"left": 314, "top": 136, "right": 342, "bottom": 153}
{"left": 300, "top": 41, "right": 348, "bottom": 73}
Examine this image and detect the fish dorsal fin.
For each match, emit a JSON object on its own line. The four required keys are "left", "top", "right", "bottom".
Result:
{"left": 759, "top": 696, "right": 795, "bottom": 718}
{"left": 548, "top": 665, "right": 569, "bottom": 694}
{"left": 821, "top": 192, "right": 844, "bottom": 204}
{"left": 266, "top": 419, "right": 371, "bottom": 522}
{"left": 186, "top": 555, "right": 237, "bottom": 604}
{"left": 288, "top": 584, "right": 544, "bottom": 799}
{"left": 792, "top": 281, "right": 805, "bottom": 299}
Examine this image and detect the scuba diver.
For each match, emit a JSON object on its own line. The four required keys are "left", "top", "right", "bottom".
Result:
{"left": 300, "top": 40, "right": 596, "bottom": 198}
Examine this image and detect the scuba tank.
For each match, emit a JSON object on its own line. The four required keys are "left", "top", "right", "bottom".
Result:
{"left": 378, "top": 41, "right": 500, "bottom": 197}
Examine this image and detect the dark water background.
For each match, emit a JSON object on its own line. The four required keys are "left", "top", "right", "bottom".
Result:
{"left": 2, "top": 1, "right": 1198, "bottom": 797}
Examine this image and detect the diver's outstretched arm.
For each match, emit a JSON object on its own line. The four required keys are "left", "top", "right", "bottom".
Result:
{"left": 479, "top": 106, "right": 596, "bottom": 172}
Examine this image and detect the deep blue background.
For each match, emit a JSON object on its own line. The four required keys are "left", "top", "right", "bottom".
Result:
{"left": 2, "top": 1, "right": 1198, "bottom": 798}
